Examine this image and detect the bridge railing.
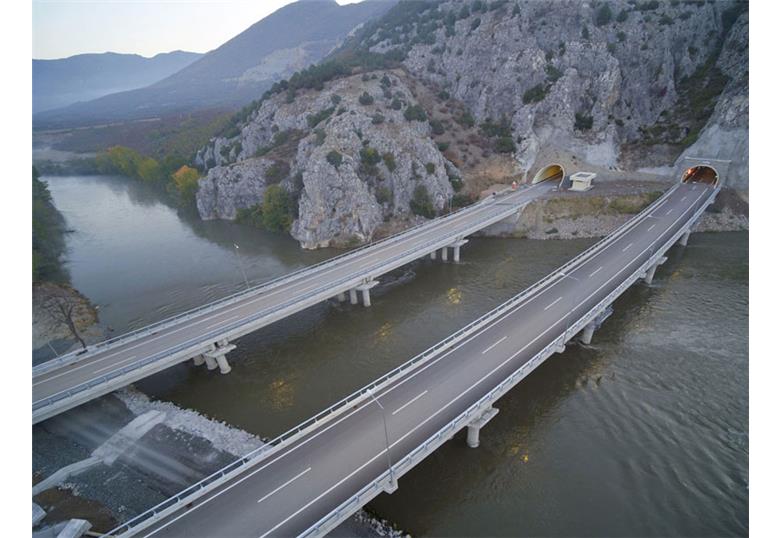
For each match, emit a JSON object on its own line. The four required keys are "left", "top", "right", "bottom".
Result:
{"left": 34, "top": 199, "right": 530, "bottom": 414}
{"left": 34, "top": 188, "right": 520, "bottom": 376}
{"left": 102, "top": 183, "right": 683, "bottom": 537}
{"left": 301, "top": 185, "right": 720, "bottom": 538}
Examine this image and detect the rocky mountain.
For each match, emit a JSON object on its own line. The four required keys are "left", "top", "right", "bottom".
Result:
{"left": 33, "top": 51, "right": 202, "bottom": 114}
{"left": 33, "top": 0, "right": 395, "bottom": 128}
{"left": 194, "top": 0, "right": 749, "bottom": 249}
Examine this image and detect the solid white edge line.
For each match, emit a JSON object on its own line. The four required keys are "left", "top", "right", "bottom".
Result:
{"left": 544, "top": 297, "right": 562, "bottom": 311}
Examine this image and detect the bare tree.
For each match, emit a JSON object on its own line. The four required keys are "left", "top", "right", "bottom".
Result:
{"left": 41, "top": 285, "right": 88, "bottom": 350}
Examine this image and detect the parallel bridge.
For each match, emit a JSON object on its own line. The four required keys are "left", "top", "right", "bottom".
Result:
{"left": 33, "top": 182, "right": 554, "bottom": 424}
{"left": 107, "top": 179, "right": 719, "bottom": 537}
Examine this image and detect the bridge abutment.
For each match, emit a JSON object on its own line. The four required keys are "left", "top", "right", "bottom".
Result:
{"left": 466, "top": 406, "right": 499, "bottom": 448}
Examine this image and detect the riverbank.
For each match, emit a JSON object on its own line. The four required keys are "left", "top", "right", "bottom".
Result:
{"left": 33, "top": 387, "right": 406, "bottom": 538}
{"left": 33, "top": 281, "right": 102, "bottom": 361}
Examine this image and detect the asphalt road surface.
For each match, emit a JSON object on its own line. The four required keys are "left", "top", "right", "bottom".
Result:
{"left": 129, "top": 182, "right": 714, "bottom": 537}
{"left": 33, "top": 182, "right": 554, "bottom": 420}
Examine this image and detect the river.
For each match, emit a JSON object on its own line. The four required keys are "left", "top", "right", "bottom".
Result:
{"left": 44, "top": 174, "right": 748, "bottom": 537}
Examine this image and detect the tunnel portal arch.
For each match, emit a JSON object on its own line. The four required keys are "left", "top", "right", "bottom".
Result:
{"left": 532, "top": 164, "right": 565, "bottom": 185}
{"left": 681, "top": 165, "right": 719, "bottom": 187}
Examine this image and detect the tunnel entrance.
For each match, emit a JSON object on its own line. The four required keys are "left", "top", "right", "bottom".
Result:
{"left": 681, "top": 165, "right": 719, "bottom": 187}
{"left": 532, "top": 164, "right": 565, "bottom": 185}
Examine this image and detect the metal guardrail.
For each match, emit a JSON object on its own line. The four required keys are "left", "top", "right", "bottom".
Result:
{"left": 104, "top": 183, "right": 683, "bottom": 537}
{"left": 34, "top": 187, "right": 521, "bottom": 376}
{"left": 300, "top": 185, "right": 720, "bottom": 537}
{"left": 34, "top": 196, "right": 532, "bottom": 414}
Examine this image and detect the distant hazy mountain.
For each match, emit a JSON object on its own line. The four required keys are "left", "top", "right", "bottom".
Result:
{"left": 33, "top": 51, "right": 202, "bottom": 114}
{"left": 34, "top": 0, "right": 394, "bottom": 128}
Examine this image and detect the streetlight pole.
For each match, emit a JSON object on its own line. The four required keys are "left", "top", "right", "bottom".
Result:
{"left": 368, "top": 389, "right": 397, "bottom": 491}
{"left": 233, "top": 243, "right": 250, "bottom": 290}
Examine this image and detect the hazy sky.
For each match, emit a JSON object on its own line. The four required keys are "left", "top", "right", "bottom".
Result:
{"left": 33, "top": 0, "right": 360, "bottom": 60}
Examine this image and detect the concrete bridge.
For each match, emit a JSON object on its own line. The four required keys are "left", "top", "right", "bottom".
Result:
{"left": 103, "top": 178, "right": 720, "bottom": 537}
{"left": 33, "top": 181, "right": 556, "bottom": 424}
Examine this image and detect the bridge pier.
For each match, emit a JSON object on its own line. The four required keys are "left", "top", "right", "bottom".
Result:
{"left": 642, "top": 256, "right": 667, "bottom": 285}
{"left": 337, "top": 292, "right": 347, "bottom": 303}
{"left": 466, "top": 406, "right": 499, "bottom": 448}
{"left": 580, "top": 322, "right": 596, "bottom": 345}
{"left": 356, "top": 280, "right": 379, "bottom": 307}
{"left": 441, "top": 247, "right": 449, "bottom": 262}
{"left": 204, "top": 340, "right": 237, "bottom": 374}
{"left": 192, "top": 354, "right": 205, "bottom": 367}
{"left": 430, "top": 250, "right": 437, "bottom": 260}
{"left": 349, "top": 289, "right": 358, "bottom": 305}
{"left": 450, "top": 239, "right": 469, "bottom": 263}
{"left": 579, "top": 306, "right": 613, "bottom": 345}
{"left": 678, "top": 230, "right": 691, "bottom": 247}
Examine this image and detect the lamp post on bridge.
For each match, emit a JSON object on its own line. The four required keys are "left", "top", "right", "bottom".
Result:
{"left": 368, "top": 389, "right": 397, "bottom": 492}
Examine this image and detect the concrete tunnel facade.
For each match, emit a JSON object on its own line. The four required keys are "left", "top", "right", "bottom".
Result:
{"left": 532, "top": 164, "right": 565, "bottom": 186}
{"left": 681, "top": 164, "right": 719, "bottom": 187}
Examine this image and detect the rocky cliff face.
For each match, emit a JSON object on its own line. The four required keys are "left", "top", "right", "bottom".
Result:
{"left": 362, "top": 0, "right": 748, "bottom": 188}
{"left": 195, "top": 0, "right": 748, "bottom": 249}
{"left": 196, "top": 71, "right": 456, "bottom": 248}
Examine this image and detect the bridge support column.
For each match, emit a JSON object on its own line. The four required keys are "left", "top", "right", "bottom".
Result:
{"left": 450, "top": 239, "right": 469, "bottom": 263}
{"left": 642, "top": 256, "right": 667, "bottom": 285}
{"left": 356, "top": 280, "right": 379, "bottom": 307}
{"left": 578, "top": 306, "right": 614, "bottom": 345}
{"left": 580, "top": 322, "right": 596, "bottom": 345}
{"left": 441, "top": 247, "right": 448, "bottom": 262}
{"left": 337, "top": 292, "right": 346, "bottom": 303}
{"left": 678, "top": 230, "right": 691, "bottom": 247}
{"left": 204, "top": 341, "right": 237, "bottom": 374}
{"left": 466, "top": 406, "right": 499, "bottom": 448}
{"left": 349, "top": 289, "right": 358, "bottom": 305}
{"left": 193, "top": 354, "right": 205, "bottom": 367}
{"left": 430, "top": 250, "right": 437, "bottom": 260}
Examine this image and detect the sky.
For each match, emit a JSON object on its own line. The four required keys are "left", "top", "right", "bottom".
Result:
{"left": 32, "top": 0, "right": 361, "bottom": 60}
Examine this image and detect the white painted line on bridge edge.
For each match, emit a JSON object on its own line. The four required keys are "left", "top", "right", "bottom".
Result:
{"left": 392, "top": 391, "right": 429, "bottom": 416}
{"left": 256, "top": 467, "right": 312, "bottom": 504}
{"left": 481, "top": 336, "right": 508, "bottom": 355}
{"left": 544, "top": 297, "right": 562, "bottom": 311}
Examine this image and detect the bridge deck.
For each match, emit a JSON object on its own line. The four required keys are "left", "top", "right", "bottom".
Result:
{"left": 33, "top": 182, "right": 553, "bottom": 423}
{"left": 116, "top": 182, "right": 716, "bottom": 537}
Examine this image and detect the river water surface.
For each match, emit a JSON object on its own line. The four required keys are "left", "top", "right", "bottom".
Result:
{"left": 45, "top": 175, "right": 748, "bottom": 537}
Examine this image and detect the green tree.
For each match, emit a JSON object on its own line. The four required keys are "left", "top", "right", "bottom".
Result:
{"left": 262, "top": 185, "right": 293, "bottom": 232}
{"left": 410, "top": 185, "right": 435, "bottom": 219}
